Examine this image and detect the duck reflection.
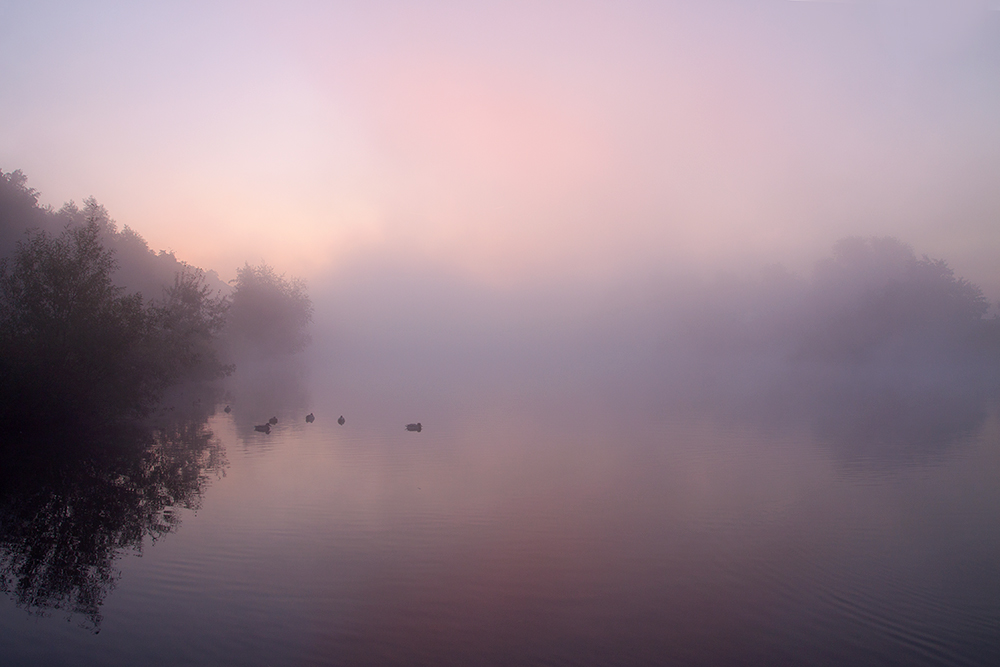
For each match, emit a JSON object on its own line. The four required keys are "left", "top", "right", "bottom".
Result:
{"left": 0, "top": 410, "right": 226, "bottom": 633}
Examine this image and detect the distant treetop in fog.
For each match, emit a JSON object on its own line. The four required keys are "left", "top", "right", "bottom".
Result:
{"left": 226, "top": 262, "right": 313, "bottom": 358}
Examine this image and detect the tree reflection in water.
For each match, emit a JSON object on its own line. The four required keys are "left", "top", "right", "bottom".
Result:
{"left": 806, "top": 378, "right": 991, "bottom": 467}
{"left": 0, "top": 412, "right": 226, "bottom": 632}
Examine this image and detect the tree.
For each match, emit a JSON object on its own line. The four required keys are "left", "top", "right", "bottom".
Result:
{"left": 226, "top": 262, "right": 312, "bottom": 357}
{"left": 151, "top": 268, "right": 234, "bottom": 382}
{"left": 0, "top": 170, "right": 249, "bottom": 430}
{"left": 0, "top": 169, "right": 52, "bottom": 260}
{"left": 804, "top": 237, "right": 990, "bottom": 359}
{"left": 0, "top": 221, "right": 156, "bottom": 423}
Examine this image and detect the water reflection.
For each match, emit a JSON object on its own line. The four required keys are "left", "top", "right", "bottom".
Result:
{"left": 219, "top": 360, "right": 313, "bottom": 443}
{"left": 4, "top": 355, "right": 1000, "bottom": 664}
{"left": 651, "top": 358, "right": 999, "bottom": 472}
{"left": 806, "top": 380, "right": 990, "bottom": 468}
{"left": 0, "top": 406, "right": 226, "bottom": 632}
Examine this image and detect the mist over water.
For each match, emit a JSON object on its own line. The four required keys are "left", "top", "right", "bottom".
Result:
{"left": 305, "top": 238, "right": 1000, "bottom": 449}
{"left": 4, "top": 1, "right": 1000, "bottom": 664}
{"left": 5, "top": 173, "right": 1000, "bottom": 662}
{"left": 5, "top": 244, "right": 1000, "bottom": 664}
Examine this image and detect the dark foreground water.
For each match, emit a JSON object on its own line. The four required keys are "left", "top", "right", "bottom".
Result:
{"left": 3, "top": 379, "right": 1000, "bottom": 666}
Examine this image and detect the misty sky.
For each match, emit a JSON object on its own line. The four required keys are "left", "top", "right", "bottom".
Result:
{"left": 2, "top": 1, "right": 999, "bottom": 292}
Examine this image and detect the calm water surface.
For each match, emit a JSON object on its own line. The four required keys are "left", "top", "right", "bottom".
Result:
{"left": 3, "top": 383, "right": 1000, "bottom": 666}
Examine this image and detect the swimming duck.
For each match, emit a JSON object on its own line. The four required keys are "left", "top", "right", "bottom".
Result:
{"left": 254, "top": 423, "right": 271, "bottom": 434}
{"left": 269, "top": 416, "right": 278, "bottom": 425}
{"left": 306, "top": 413, "right": 315, "bottom": 423}
{"left": 337, "top": 415, "right": 345, "bottom": 425}
{"left": 405, "top": 422, "right": 422, "bottom": 432}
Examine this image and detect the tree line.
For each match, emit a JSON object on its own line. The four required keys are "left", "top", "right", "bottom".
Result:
{"left": 0, "top": 169, "right": 312, "bottom": 430}
{"left": 675, "top": 235, "right": 997, "bottom": 362}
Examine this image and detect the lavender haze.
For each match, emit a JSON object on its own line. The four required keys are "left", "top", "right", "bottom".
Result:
{"left": 4, "top": 7, "right": 1000, "bottom": 660}
{"left": 2, "top": 1, "right": 999, "bottom": 295}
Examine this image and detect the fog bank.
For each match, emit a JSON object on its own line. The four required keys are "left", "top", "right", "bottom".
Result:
{"left": 3, "top": 2, "right": 999, "bottom": 289}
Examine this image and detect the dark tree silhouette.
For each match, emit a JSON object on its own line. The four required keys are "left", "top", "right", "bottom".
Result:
{"left": 54, "top": 196, "right": 230, "bottom": 301}
{"left": 0, "top": 171, "right": 247, "bottom": 429}
{"left": 152, "top": 268, "right": 234, "bottom": 383}
{"left": 226, "top": 262, "right": 313, "bottom": 357}
{"left": 0, "top": 220, "right": 156, "bottom": 424}
{"left": 0, "top": 169, "right": 58, "bottom": 260}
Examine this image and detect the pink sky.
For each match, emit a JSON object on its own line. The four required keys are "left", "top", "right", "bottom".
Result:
{"left": 2, "top": 1, "right": 999, "bottom": 291}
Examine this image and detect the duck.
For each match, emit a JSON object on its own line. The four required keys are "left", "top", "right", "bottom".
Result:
{"left": 269, "top": 416, "right": 278, "bottom": 425}
{"left": 224, "top": 405, "right": 232, "bottom": 413}
{"left": 337, "top": 415, "right": 345, "bottom": 425}
{"left": 254, "top": 423, "right": 271, "bottom": 434}
{"left": 306, "top": 413, "right": 315, "bottom": 423}
{"left": 405, "top": 422, "right": 422, "bottom": 432}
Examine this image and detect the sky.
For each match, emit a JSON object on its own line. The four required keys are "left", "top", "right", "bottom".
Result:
{"left": 2, "top": 0, "right": 999, "bottom": 292}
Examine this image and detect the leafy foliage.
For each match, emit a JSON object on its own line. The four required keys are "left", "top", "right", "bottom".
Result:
{"left": 0, "top": 169, "right": 52, "bottom": 259}
{"left": 227, "top": 262, "right": 313, "bottom": 357}
{"left": 54, "top": 195, "right": 230, "bottom": 301}
{"left": 0, "top": 169, "right": 315, "bottom": 430}
{"left": 152, "top": 269, "right": 234, "bottom": 382}
{"left": 0, "top": 220, "right": 156, "bottom": 423}
{"left": 0, "top": 222, "right": 234, "bottom": 427}
{"left": 804, "top": 237, "right": 991, "bottom": 359}
{"left": 671, "top": 236, "right": 998, "bottom": 377}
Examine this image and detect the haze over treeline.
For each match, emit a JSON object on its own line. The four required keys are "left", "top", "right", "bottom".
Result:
{"left": 0, "top": 169, "right": 312, "bottom": 432}
{"left": 306, "top": 218, "right": 1000, "bottom": 422}
{"left": 4, "top": 165, "right": 1000, "bottom": 442}
{"left": 312, "top": 236, "right": 1000, "bottom": 380}
{"left": 4, "top": 4, "right": 1000, "bottom": 658}
{"left": 4, "top": 3, "right": 999, "bottom": 291}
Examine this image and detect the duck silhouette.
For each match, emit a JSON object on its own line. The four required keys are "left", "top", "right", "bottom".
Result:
{"left": 254, "top": 423, "right": 271, "bottom": 434}
{"left": 224, "top": 405, "right": 232, "bottom": 414}
{"left": 337, "top": 415, "right": 345, "bottom": 425}
{"left": 405, "top": 422, "right": 422, "bottom": 432}
{"left": 269, "top": 416, "right": 278, "bottom": 425}
{"left": 306, "top": 413, "right": 315, "bottom": 423}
